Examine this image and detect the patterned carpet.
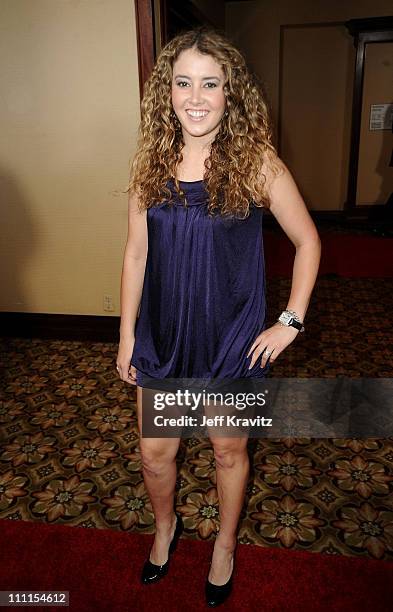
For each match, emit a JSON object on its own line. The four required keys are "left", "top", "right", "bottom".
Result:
{"left": 1, "top": 277, "right": 392, "bottom": 561}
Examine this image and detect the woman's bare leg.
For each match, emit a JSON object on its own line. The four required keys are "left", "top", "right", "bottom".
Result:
{"left": 136, "top": 385, "right": 182, "bottom": 564}
{"left": 208, "top": 434, "right": 249, "bottom": 584}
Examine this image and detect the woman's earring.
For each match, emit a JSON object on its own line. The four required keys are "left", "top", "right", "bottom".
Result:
{"left": 172, "top": 112, "right": 181, "bottom": 131}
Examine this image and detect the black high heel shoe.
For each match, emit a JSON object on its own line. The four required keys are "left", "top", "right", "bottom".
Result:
{"left": 141, "top": 512, "right": 183, "bottom": 584}
{"left": 205, "top": 550, "right": 235, "bottom": 607}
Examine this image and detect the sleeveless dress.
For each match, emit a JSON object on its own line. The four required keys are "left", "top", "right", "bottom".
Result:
{"left": 130, "top": 178, "right": 271, "bottom": 388}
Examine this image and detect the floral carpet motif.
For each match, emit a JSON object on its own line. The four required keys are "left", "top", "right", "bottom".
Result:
{"left": 1, "top": 277, "right": 392, "bottom": 561}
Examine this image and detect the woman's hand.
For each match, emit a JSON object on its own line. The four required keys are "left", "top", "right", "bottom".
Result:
{"left": 247, "top": 322, "right": 299, "bottom": 369}
{"left": 116, "top": 336, "right": 137, "bottom": 385}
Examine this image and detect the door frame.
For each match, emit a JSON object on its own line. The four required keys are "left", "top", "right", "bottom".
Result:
{"left": 345, "top": 16, "right": 393, "bottom": 214}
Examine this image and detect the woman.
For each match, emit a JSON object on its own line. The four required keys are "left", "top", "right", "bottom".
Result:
{"left": 116, "top": 26, "right": 321, "bottom": 607}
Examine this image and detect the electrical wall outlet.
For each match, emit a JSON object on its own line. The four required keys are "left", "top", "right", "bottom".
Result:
{"left": 103, "top": 294, "right": 114, "bottom": 312}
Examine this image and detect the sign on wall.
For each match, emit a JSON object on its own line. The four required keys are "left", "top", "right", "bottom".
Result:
{"left": 369, "top": 103, "right": 393, "bottom": 130}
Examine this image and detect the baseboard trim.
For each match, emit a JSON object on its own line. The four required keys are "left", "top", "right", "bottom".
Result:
{"left": 0, "top": 312, "right": 120, "bottom": 342}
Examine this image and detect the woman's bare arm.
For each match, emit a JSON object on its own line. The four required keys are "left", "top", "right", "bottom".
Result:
{"left": 119, "top": 191, "right": 148, "bottom": 341}
{"left": 264, "top": 156, "right": 321, "bottom": 322}
{"left": 248, "top": 156, "right": 321, "bottom": 369}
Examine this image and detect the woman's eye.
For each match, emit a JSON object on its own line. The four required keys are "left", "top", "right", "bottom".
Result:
{"left": 175, "top": 81, "right": 217, "bottom": 88}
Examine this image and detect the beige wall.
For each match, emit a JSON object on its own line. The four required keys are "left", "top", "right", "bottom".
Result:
{"left": 279, "top": 24, "right": 355, "bottom": 211}
{"left": 226, "top": 0, "right": 393, "bottom": 211}
{"left": 0, "top": 0, "right": 140, "bottom": 316}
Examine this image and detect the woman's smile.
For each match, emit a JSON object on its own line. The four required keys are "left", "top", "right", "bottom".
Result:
{"left": 185, "top": 109, "right": 210, "bottom": 121}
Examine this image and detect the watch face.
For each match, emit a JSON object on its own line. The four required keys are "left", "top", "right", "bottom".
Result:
{"left": 279, "top": 312, "right": 292, "bottom": 325}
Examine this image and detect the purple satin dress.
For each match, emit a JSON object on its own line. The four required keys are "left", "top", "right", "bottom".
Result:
{"left": 130, "top": 178, "right": 270, "bottom": 387}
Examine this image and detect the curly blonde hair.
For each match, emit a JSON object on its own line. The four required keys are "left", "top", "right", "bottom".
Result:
{"left": 126, "top": 26, "right": 283, "bottom": 218}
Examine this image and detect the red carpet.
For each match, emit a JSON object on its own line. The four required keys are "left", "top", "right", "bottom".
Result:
{"left": 1, "top": 519, "right": 392, "bottom": 611}
{"left": 264, "top": 231, "right": 393, "bottom": 277}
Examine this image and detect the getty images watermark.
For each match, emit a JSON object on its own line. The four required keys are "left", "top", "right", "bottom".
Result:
{"left": 152, "top": 387, "right": 272, "bottom": 429}
{"left": 137, "top": 376, "right": 393, "bottom": 438}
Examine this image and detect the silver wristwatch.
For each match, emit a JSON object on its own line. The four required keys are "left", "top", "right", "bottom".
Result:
{"left": 278, "top": 310, "right": 305, "bottom": 332}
